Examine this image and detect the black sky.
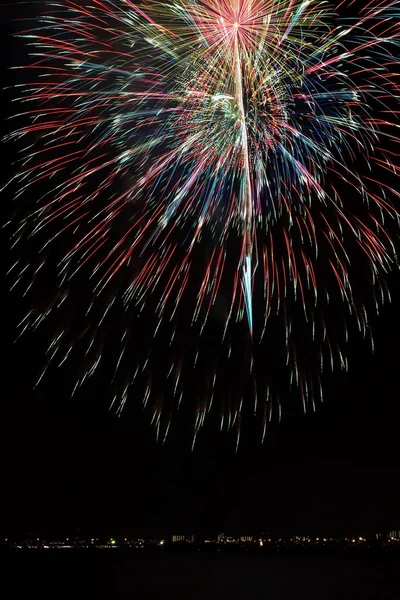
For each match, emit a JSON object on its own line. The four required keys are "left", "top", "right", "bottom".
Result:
{"left": 1, "top": 2, "right": 400, "bottom": 540}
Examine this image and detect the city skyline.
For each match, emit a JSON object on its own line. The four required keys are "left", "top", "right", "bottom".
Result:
{"left": 3, "top": 530, "right": 400, "bottom": 546}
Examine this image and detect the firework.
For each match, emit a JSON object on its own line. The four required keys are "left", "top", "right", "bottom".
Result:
{"left": 5, "top": 0, "right": 400, "bottom": 445}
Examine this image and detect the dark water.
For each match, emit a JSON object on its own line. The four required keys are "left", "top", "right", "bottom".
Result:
{"left": 3, "top": 551, "right": 400, "bottom": 599}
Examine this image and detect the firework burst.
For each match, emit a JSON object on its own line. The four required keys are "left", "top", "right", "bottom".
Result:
{"left": 5, "top": 0, "right": 400, "bottom": 445}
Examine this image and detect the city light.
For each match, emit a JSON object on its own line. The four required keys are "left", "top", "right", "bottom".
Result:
{"left": 3, "top": 531, "right": 399, "bottom": 551}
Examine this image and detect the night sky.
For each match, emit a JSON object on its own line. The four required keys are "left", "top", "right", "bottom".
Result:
{"left": 1, "top": 3, "right": 400, "bottom": 541}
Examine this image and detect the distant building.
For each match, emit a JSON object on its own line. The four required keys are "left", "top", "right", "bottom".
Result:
{"left": 240, "top": 536, "right": 253, "bottom": 543}
{"left": 49, "top": 541, "right": 65, "bottom": 547}
{"left": 389, "top": 530, "right": 400, "bottom": 539}
{"left": 172, "top": 535, "right": 194, "bottom": 543}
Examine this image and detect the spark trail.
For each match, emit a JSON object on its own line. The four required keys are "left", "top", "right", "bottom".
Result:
{"left": 233, "top": 20, "right": 255, "bottom": 336}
